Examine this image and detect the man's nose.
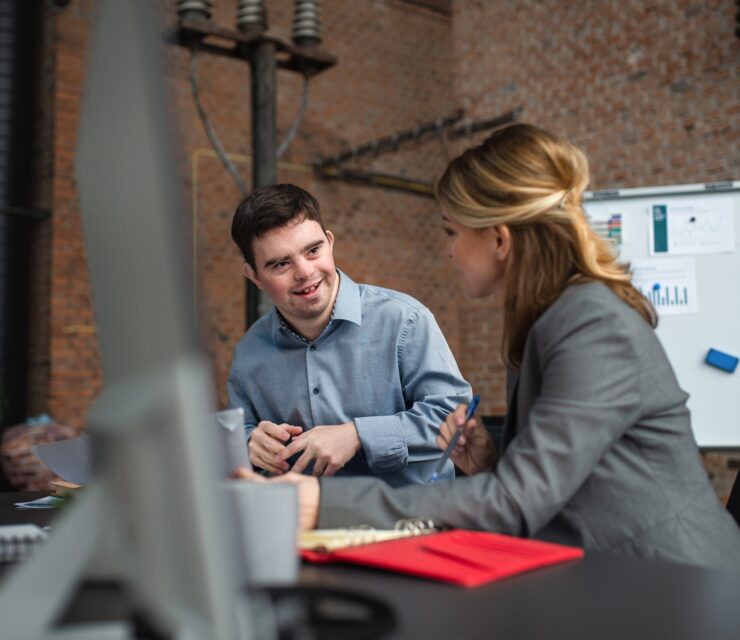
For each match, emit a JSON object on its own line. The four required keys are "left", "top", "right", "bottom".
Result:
{"left": 293, "top": 257, "right": 313, "bottom": 280}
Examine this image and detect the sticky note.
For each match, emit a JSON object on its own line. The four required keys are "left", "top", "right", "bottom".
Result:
{"left": 705, "top": 349, "right": 738, "bottom": 374}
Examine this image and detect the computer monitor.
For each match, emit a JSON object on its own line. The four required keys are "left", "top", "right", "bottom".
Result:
{"left": 0, "top": 2, "right": 254, "bottom": 637}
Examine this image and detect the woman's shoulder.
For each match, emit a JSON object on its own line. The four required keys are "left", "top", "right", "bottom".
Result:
{"left": 524, "top": 281, "right": 666, "bottom": 384}
{"left": 556, "top": 280, "right": 620, "bottom": 305}
{"left": 535, "top": 281, "right": 651, "bottom": 340}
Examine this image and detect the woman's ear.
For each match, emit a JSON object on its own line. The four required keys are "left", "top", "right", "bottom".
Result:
{"left": 493, "top": 225, "right": 511, "bottom": 262}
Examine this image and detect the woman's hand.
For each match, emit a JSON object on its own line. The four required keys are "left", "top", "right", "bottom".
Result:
{"left": 435, "top": 404, "right": 496, "bottom": 476}
{"left": 232, "top": 468, "right": 320, "bottom": 531}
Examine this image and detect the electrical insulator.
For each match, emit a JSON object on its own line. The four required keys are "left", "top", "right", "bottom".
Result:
{"left": 236, "top": 0, "right": 268, "bottom": 34}
{"left": 176, "top": 0, "right": 213, "bottom": 21}
{"left": 292, "top": 0, "right": 322, "bottom": 47}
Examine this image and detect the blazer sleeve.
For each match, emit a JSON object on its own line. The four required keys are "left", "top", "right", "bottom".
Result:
{"left": 318, "top": 290, "right": 643, "bottom": 535}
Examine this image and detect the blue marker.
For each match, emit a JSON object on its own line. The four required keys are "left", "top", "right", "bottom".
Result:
{"left": 430, "top": 394, "right": 481, "bottom": 483}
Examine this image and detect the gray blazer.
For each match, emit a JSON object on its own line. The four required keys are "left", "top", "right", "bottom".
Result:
{"left": 318, "top": 282, "right": 740, "bottom": 569}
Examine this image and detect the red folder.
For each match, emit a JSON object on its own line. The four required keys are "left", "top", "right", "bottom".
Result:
{"left": 302, "top": 530, "right": 584, "bottom": 587}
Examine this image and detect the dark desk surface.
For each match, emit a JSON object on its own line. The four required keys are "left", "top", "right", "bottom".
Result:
{"left": 3, "top": 491, "right": 740, "bottom": 640}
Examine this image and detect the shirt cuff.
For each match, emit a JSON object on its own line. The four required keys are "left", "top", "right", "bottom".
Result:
{"left": 353, "top": 415, "right": 408, "bottom": 474}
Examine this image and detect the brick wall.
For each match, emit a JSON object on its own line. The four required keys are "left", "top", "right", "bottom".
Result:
{"left": 702, "top": 452, "right": 740, "bottom": 505}
{"left": 22, "top": 0, "right": 739, "bottom": 496}
{"left": 31, "top": 0, "right": 462, "bottom": 427}
{"left": 450, "top": 0, "right": 740, "bottom": 493}
{"left": 169, "top": 0, "right": 463, "bottom": 409}
{"left": 27, "top": 0, "right": 99, "bottom": 433}
{"left": 451, "top": 0, "right": 739, "bottom": 411}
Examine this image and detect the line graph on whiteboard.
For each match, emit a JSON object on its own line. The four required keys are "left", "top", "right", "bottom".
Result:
{"left": 649, "top": 197, "right": 735, "bottom": 255}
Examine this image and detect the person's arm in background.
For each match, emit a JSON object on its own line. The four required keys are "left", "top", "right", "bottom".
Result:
{"left": 352, "top": 306, "right": 472, "bottom": 476}
{"left": 317, "top": 290, "right": 642, "bottom": 533}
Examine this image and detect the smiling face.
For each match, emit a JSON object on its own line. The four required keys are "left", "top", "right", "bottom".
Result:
{"left": 244, "top": 216, "right": 338, "bottom": 338}
{"left": 441, "top": 212, "right": 511, "bottom": 299}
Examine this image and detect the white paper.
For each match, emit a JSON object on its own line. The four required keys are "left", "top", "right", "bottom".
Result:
{"left": 648, "top": 197, "right": 735, "bottom": 256}
{"left": 28, "top": 410, "right": 251, "bottom": 486}
{"left": 14, "top": 496, "right": 63, "bottom": 510}
{"left": 631, "top": 257, "right": 698, "bottom": 316}
{"left": 32, "top": 436, "right": 91, "bottom": 485}
{"left": 215, "top": 408, "right": 252, "bottom": 477}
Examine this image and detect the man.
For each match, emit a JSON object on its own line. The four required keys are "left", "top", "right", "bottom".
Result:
{"left": 227, "top": 184, "right": 471, "bottom": 486}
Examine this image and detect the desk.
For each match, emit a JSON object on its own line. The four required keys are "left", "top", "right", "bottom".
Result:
{"left": 3, "top": 492, "right": 740, "bottom": 639}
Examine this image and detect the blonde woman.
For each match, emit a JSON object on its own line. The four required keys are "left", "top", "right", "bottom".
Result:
{"left": 237, "top": 124, "right": 740, "bottom": 568}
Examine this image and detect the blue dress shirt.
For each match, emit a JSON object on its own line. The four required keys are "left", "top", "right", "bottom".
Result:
{"left": 227, "top": 270, "right": 472, "bottom": 486}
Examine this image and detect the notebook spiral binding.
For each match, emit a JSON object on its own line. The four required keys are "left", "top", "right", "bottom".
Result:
{"left": 393, "top": 518, "right": 437, "bottom": 533}
{"left": 299, "top": 519, "right": 439, "bottom": 552}
{"left": 0, "top": 525, "right": 48, "bottom": 563}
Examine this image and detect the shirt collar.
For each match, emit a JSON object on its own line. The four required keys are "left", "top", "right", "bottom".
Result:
{"left": 331, "top": 269, "right": 362, "bottom": 328}
{"left": 269, "top": 269, "right": 362, "bottom": 343}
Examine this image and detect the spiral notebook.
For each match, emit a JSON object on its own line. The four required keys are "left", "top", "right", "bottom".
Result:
{"left": 301, "top": 528, "right": 584, "bottom": 587}
{"left": 0, "top": 524, "right": 49, "bottom": 563}
{"left": 300, "top": 519, "right": 436, "bottom": 556}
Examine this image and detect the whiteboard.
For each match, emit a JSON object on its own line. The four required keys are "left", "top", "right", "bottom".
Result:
{"left": 583, "top": 182, "right": 740, "bottom": 448}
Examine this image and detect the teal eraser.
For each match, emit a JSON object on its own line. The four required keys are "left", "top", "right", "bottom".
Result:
{"left": 705, "top": 349, "right": 738, "bottom": 373}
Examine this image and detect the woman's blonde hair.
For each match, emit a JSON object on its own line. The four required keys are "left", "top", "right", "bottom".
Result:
{"left": 436, "top": 123, "right": 656, "bottom": 369}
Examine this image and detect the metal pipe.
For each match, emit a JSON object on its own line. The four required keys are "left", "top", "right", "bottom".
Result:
{"left": 250, "top": 43, "right": 277, "bottom": 189}
{"left": 247, "top": 41, "right": 277, "bottom": 324}
{"left": 446, "top": 107, "right": 522, "bottom": 140}
{"left": 317, "top": 109, "right": 464, "bottom": 169}
{"left": 318, "top": 167, "right": 434, "bottom": 198}
{"left": 235, "top": 1, "right": 276, "bottom": 326}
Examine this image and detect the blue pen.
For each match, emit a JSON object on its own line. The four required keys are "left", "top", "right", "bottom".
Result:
{"left": 430, "top": 394, "right": 481, "bottom": 483}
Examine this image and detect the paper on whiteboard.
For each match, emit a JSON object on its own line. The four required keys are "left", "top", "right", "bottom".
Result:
{"left": 648, "top": 197, "right": 735, "bottom": 256}
{"left": 586, "top": 209, "right": 623, "bottom": 246}
{"left": 631, "top": 257, "right": 698, "bottom": 316}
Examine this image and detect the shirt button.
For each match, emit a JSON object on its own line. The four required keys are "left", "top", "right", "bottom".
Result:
{"left": 309, "top": 344, "right": 317, "bottom": 351}
{"left": 312, "top": 387, "right": 320, "bottom": 395}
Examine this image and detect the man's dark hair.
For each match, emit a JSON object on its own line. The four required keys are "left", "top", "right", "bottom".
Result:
{"left": 231, "top": 184, "right": 325, "bottom": 269}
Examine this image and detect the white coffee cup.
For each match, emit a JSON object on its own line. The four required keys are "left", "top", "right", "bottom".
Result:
{"left": 221, "top": 482, "right": 299, "bottom": 587}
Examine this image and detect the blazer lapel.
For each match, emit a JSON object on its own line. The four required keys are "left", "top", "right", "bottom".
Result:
{"left": 500, "top": 368, "right": 520, "bottom": 451}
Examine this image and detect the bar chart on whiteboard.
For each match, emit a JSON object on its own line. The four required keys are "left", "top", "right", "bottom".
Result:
{"left": 630, "top": 257, "right": 698, "bottom": 316}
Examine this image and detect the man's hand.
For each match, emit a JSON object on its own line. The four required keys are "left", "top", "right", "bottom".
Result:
{"left": 436, "top": 404, "right": 496, "bottom": 476}
{"left": 248, "top": 421, "right": 303, "bottom": 474}
{"left": 232, "top": 468, "right": 320, "bottom": 531}
{"left": 277, "top": 422, "right": 361, "bottom": 477}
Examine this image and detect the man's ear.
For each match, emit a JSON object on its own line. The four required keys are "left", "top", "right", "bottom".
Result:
{"left": 325, "top": 229, "right": 335, "bottom": 249}
{"left": 242, "top": 262, "right": 264, "bottom": 290}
